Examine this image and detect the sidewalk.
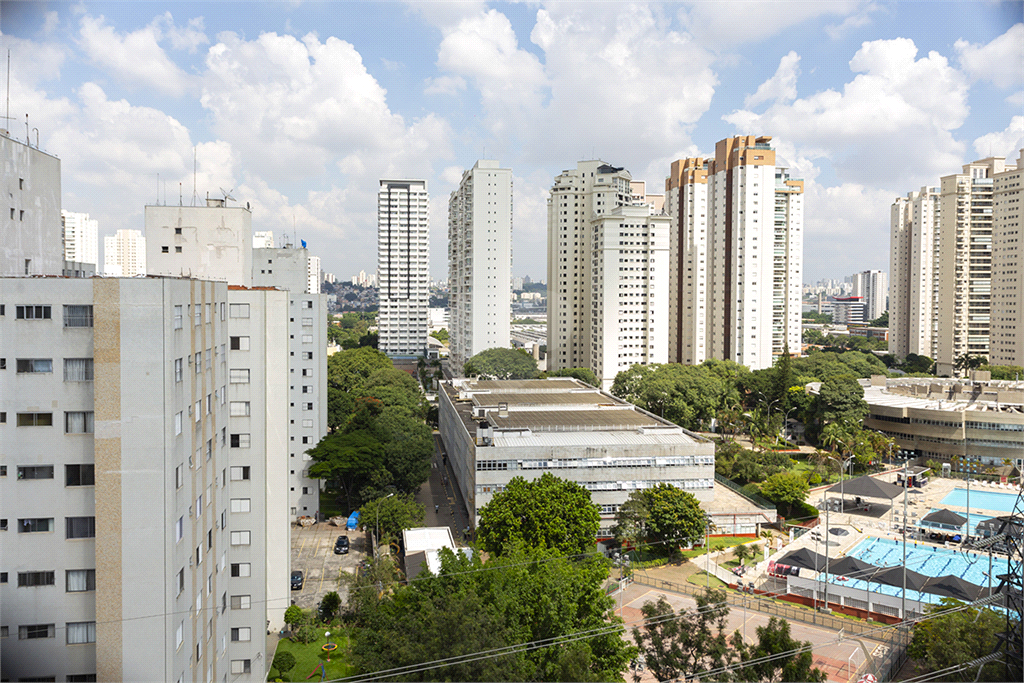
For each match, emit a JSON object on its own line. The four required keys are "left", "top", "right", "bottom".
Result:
{"left": 412, "top": 433, "right": 474, "bottom": 545}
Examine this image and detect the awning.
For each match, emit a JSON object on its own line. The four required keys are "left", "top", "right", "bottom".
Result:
{"left": 923, "top": 574, "right": 983, "bottom": 602}
{"left": 826, "top": 475, "right": 905, "bottom": 500}
{"left": 775, "top": 547, "right": 827, "bottom": 572}
{"left": 827, "top": 556, "right": 878, "bottom": 580}
{"left": 920, "top": 509, "right": 968, "bottom": 527}
{"left": 871, "top": 565, "right": 930, "bottom": 592}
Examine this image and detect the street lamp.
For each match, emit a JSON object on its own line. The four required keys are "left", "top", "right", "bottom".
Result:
{"left": 374, "top": 493, "right": 395, "bottom": 559}
{"left": 821, "top": 453, "right": 853, "bottom": 612}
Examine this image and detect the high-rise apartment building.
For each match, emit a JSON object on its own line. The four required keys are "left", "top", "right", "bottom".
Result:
{"left": 546, "top": 162, "right": 668, "bottom": 388}
{"left": 0, "top": 276, "right": 289, "bottom": 681}
{"left": 448, "top": 160, "right": 513, "bottom": 370}
{"left": 851, "top": 269, "right": 887, "bottom": 323}
{"left": 252, "top": 231, "right": 275, "bottom": 248}
{"left": 889, "top": 186, "right": 941, "bottom": 360}
{"left": 991, "top": 150, "right": 1024, "bottom": 367}
{"left": 2, "top": 134, "right": 63, "bottom": 277}
{"left": 61, "top": 211, "right": 99, "bottom": 268}
{"left": 378, "top": 179, "right": 430, "bottom": 357}
{"left": 667, "top": 136, "right": 803, "bottom": 370}
{"left": 103, "top": 229, "right": 147, "bottom": 277}
{"left": 145, "top": 199, "right": 253, "bottom": 286}
{"left": 307, "top": 254, "right": 321, "bottom": 296}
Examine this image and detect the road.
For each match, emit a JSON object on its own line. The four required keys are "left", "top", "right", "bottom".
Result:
{"left": 413, "top": 432, "right": 474, "bottom": 544}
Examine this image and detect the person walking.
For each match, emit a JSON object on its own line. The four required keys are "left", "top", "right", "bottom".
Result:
{"left": 435, "top": 504, "right": 439, "bottom": 514}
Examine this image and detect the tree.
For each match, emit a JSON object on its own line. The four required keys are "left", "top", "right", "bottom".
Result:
{"left": 358, "top": 494, "right": 425, "bottom": 544}
{"left": 646, "top": 484, "right": 707, "bottom": 550}
{"left": 909, "top": 599, "right": 1006, "bottom": 681}
{"left": 903, "top": 353, "right": 934, "bottom": 374}
{"left": 271, "top": 650, "right": 296, "bottom": 677}
{"left": 464, "top": 347, "right": 539, "bottom": 379}
{"left": 954, "top": 353, "right": 987, "bottom": 375}
{"left": 732, "top": 542, "right": 754, "bottom": 566}
{"left": 429, "top": 328, "right": 449, "bottom": 344}
{"left": 732, "top": 616, "right": 826, "bottom": 682}
{"left": 283, "top": 605, "right": 303, "bottom": 628}
{"left": 869, "top": 311, "right": 888, "bottom": 327}
{"left": 978, "top": 364, "right": 1023, "bottom": 380}
{"left": 631, "top": 590, "right": 733, "bottom": 682}
{"left": 814, "top": 374, "right": 868, "bottom": 425}
{"left": 803, "top": 328, "right": 825, "bottom": 345}
{"left": 319, "top": 591, "right": 342, "bottom": 622}
{"left": 476, "top": 473, "right": 600, "bottom": 556}
{"left": 328, "top": 346, "right": 392, "bottom": 394}
{"left": 307, "top": 430, "right": 385, "bottom": 510}
{"left": 545, "top": 367, "right": 600, "bottom": 387}
{"left": 760, "top": 472, "right": 810, "bottom": 509}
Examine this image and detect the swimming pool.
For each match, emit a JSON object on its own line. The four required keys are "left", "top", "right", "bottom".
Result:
{"left": 821, "top": 536, "right": 1010, "bottom": 605}
{"left": 940, "top": 488, "right": 1019, "bottom": 513}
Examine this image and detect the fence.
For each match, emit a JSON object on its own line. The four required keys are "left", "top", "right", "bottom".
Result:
{"left": 714, "top": 474, "right": 777, "bottom": 510}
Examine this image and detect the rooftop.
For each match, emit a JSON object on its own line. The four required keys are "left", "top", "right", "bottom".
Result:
{"left": 852, "top": 377, "right": 1024, "bottom": 414}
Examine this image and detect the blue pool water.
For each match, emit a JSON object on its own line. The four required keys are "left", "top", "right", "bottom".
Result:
{"left": 940, "top": 488, "right": 1019, "bottom": 513}
{"left": 822, "top": 536, "right": 1010, "bottom": 606}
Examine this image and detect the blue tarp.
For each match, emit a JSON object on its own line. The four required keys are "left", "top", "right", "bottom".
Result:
{"left": 347, "top": 511, "right": 360, "bottom": 530}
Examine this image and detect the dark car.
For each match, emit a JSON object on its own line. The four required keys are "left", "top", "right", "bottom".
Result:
{"left": 334, "top": 535, "right": 350, "bottom": 555}
{"left": 291, "top": 570, "right": 304, "bottom": 590}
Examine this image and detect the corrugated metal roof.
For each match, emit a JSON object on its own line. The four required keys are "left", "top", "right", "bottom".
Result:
{"left": 489, "top": 409, "right": 660, "bottom": 430}
{"left": 490, "top": 430, "right": 700, "bottom": 447}
{"left": 474, "top": 392, "right": 611, "bottom": 407}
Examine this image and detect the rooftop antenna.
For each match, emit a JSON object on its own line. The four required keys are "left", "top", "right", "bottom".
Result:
{"left": 5, "top": 49, "right": 10, "bottom": 132}
{"left": 219, "top": 187, "right": 235, "bottom": 203}
{"left": 157, "top": 173, "right": 160, "bottom": 206}
{"left": 179, "top": 182, "right": 182, "bottom": 206}
{"left": 192, "top": 147, "right": 198, "bottom": 206}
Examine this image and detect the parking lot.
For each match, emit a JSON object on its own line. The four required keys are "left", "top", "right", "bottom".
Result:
{"left": 290, "top": 521, "right": 368, "bottom": 610}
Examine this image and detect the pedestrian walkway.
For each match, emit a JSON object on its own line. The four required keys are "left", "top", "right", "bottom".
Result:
{"left": 413, "top": 433, "right": 474, "bottom": 545}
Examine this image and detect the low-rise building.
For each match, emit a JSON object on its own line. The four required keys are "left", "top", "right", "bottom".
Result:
{"left": 438, "top": 378, "right": 716, "bottom": 537}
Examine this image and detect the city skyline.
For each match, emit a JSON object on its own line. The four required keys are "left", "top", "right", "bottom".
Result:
{"left": 2, "top": 2, "right": 1021, "bottom": 284}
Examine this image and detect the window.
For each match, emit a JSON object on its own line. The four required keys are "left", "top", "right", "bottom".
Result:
{"left": 302, "top": 419, "right": 313, "bottom": 428}
{"left": 230, "top": 594, "right": 251, "bottom": 609}
{"left": 194, "top": 401, "right": 201, "bottom": 423}
{"left": 302, "top": 368, "right": 313, "bottom": 377}
{"left": 195, "top": 352, "right": 202, "bottom": 373}
{"left": 66, "top": 569, "right": 95, "bottom": 592}
{"left": 229, "top": 369, "right": 250, "bottom": 384}
{"left": 302, "top": 352, "right": 313, "bottom": 360}
{"left": 230, "top": 562, "right": 251, "bottom": 577}
{"left": 231, "top": 627, "right": 251, "bottom": 642}
{"left": 15, "top": 305, "right": 51, "bottom": 319}
{"left": 174, "top": 358, "right": 183, "bottom": 382}
{"left": 231, "top": 660, "right": 252, "bottom": 675}
{"left": 65, "top": 412, "right": 94, "bottom": 434}
{"left": 229, "top": 401, "right": 250, "bottom": 417}
{"left": 63, "top": 305, "right": 93, "bottom": 328}
{"left": 0, "top": 412, "right": 5, "bottom": 423}
{"left": 175, "top": 622, "right": 183, "bottom": 650}
{"left": 0, "top": 358, "right": 4, "bottom": 369}
{"left": 175, "top": 516, "right": 183, "bottom": 543}
{"left": 230, "top": 466, "right": 250, "bottom": 481}
{"left": 230, "top": 498, "right": 251, "bottom": 513}
{"left": 175, "top": 465, "right": 183, "bottom": 489}
{"left": 175, "top": 412, "right": 182, "bottom": 435}
{"left": 173, "top": 305, "right": 183, "bottom": 329}
{"left": 1, "top": 518, "right": 6, "bottom": 530}
{"left": 17, "top": 412, "right": 52, "bottom": 426}
{"left": 230, "top": 531, "right": 251, "bottom": 546}
{"left": 63, "top": 358, "right": 93, "bottom": 381}
{"left": 301, "top": 334, "right": 313, "bottom": 343}
{"left": 18, "top": 465, "right": 53, "bottom": 480}
{"left": 230, "top": 433, "right": 250, "bottom": 448}
{"left": 301, "top": 317, "right": 313, "bottom": 326}
{"left": 302, "top": 385, "right": 312, "bottom": 393}
{"left": 0, "top": 625, "right": 5, "bottom": 637}
{"left": 19, "top": 624, "right": 55, "bottom": 639}
{"left": 65, "top": 464, "right": 94, "bottom": 487}
{"left": 16, "top": 358, "right": 52, "bottom": 373}
{"left": 175, "top": 246, "right": 182, "bottom": 253}
{"left": 65, "top": 516, "right": 96, "bottom": 539}
{"left": 229, "top": 336, "right": 250, "bottom": 351}
{"left": 229, "top": 303, "right": 250, "bottom": 318}
{"left": 19, "top": 518, "right": 54, "bottom": 533}
{"left": 177, "top": 568, "right": 185, "bottom": 595}
{"left": 303, "top": 402, "right": 313, "bottom": 411}
{"left": 67, "top": 675, "right": 97, "bottom": 682}
{"left": 18, "top": 571, "right": 55, "bottom": 587}
{"left": 66, "top": 621, "right": 96, "bottom": 644}
{"left": 162, "top": 245, "right": 169, "bottom": 253}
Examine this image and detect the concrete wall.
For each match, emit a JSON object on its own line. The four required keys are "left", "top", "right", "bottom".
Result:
{"left": 1, "top": 135, "right": 63, "bottom": 277}
{"left": 145, "top": 204, "right": 253, "bottom": 287}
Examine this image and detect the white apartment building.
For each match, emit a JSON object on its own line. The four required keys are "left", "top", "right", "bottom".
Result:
{"left": 851, "top": 269, "right": 887, "bottom": 323}
{"left": 378, "top": 179, "right": 430, "bottom": 357}
{"left": 990, "top": 149, "right": 1023, "bottom": 367}
{"left": 546, "top": 161, "right": 636, "bottom": 382}
{"left": 61, "top": 211, "right": 99, "bottom": 268}
{"left": 307, "top": 254, "right": 321, "bottom": 296}
{"left": 252, "top": 231, "right": 275, "bottom": 249}
{"left": 103, "top": 229, "right": 147, "bottom": 278}
{"left": 146, "top": 199, "right": 253, "bottom": 287}
{"left": 668, "top": 136, "right": 803, "bottom": 370}
{"left": 0, "top": 276, "right": 289, "bottom": 682}
{"left": 889, "top": 186, "right": 941, "bottom": 360}
{"left": 2, "top": 134, "right": 63, "bottom": 277}
{"left": 447, "top": 160, "right": 513, "bottom": 371}
{"left": 253, "top": 247, "right": 329, "bottom": 520}
{"left": 590, "top": 206, "right": 670, "bottom": 389}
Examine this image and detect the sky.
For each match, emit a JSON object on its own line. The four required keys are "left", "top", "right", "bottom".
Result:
{"left": 2, "top": 1, "right": 1022, "bottom": 284}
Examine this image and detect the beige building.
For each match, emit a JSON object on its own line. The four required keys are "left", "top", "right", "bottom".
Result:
{"left": 890, "top": 186, "right": 941, "bottom": 360}
{"left": 990, "top": 150, "right": 1024, "bottom": 367}
{"left": 667, "top": 136, "right": 804, "bottom": 370}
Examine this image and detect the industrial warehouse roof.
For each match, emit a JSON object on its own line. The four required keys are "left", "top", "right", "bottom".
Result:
{"left": 473, "top": 392, "right": 613, "bottom": 408}
{"left": 488, "top": 408, "right": 663, "bottom": 430}
{"left": 469, "top": 378, "right": 586, "bottom": 392}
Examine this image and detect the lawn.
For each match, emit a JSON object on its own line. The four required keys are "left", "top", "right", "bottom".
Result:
{"left": 687, "top": 571, "right": 727, "bottom": 589}
{"left": 680, "top": 536, "right": 756, "bottom": 559}
{"left": 269, "top": 629, "right": 355, "bottom": 681}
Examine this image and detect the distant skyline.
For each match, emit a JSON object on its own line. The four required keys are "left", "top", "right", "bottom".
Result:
{"left": 3, "top": 1, "right": 1021, "bottom": 283}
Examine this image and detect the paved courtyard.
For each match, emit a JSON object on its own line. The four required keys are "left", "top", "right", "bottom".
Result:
{"left": 289, "top": 521, "right": 367, "bottom": 610}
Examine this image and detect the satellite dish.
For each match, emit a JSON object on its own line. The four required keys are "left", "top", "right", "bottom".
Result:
{"left": 219, "top": 187, "right": 236, "bottom": 203}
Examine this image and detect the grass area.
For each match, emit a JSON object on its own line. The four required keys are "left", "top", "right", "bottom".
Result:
{"left": 269, "top": 630, "right": 355, "bottom": 681}
{"left": 319, "top": 491, "right": 348, "bottom": 520}
{"left": 687, "top": 571, "right": 727, "bottom": 589}
{"left": 680, "top": 536, "right": 755, "bottom": 559}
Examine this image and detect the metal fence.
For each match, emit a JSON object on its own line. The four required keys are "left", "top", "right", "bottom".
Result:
{"left": 714, "top": 474, "right": 777, "bottom": 510}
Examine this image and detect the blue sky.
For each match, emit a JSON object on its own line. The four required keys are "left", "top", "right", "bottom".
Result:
{"left": 3, "top": 1, "right": 1022, "bottom": 283}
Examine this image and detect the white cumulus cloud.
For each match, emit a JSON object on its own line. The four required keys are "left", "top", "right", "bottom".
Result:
{"left": 744, "top": 51, "right": 800, "bottom": 108}
{"left": 973, "top": 116, "right": 1024, "bottom": 161}
{"left": 956, "top": 23, "right": 1024, "bottom": 89}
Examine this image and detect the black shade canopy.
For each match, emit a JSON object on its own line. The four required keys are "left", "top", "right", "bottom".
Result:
{"left": 920, "top": 509, "right": 968, "bottom": 527}
{"left": 776, "top": 547, "right": 827, "bottom": 572}
{"left": 871, "top": 565, "right": 930, "bottom": 592}
{"left": 923, "top": 574, "right": 983, "bottom": 602}
{"left": 826, "top": 475, "right": 905, "bottom": 500}
{"left": 827, "top": 556, "right": 877, "bottom": 579}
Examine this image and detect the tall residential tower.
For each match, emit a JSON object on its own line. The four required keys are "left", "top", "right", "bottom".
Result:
{"left": 378, "top": 179, "right": 430, "bottom": 357}
{"left": 60, "top": 211, "right": 99, "bottom": 268}
{"left": 448, "top": 160, "right": 513, "bottom": 370}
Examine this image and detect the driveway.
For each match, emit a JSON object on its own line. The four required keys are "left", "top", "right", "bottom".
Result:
{"left": 289, "top": 521, "right": 368, "bottom": 610}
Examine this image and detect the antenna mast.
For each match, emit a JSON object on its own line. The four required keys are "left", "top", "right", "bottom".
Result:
{"left": 192, "top": 147, "right": 198, "bottom": 206}
{"left": 5, "top": 50, "right": 10, "bottom": 132}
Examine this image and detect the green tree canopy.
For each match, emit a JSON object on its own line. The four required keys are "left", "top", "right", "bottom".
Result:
{"left": 732, "top": 616, "right": 827, "bottom": 682}
{"left": 908, "top": 599, "right": 1005, "bottom": 682}
{"left": 464, "top": 347, "right": 540, "bottom": 379}
{"left": 760, "top": 471, "right": 810, "bottom": 508}
{"left": 646, "top": 484, "right": 707, "bottom": 549}
{"left": 611, "top": 362, "right": 740, "bottom": 431}
{"left": 632, "top": 590, "right": 733, "bottom": 682}
{"left": 358, "top": 493, "right": 425, "bottom": 544}
{"left": 476, "top": 473, "right": 600, "bottom": 556}
{"left": 328, "top": 346, "right": 392, "bottom": 394}
{"left": 545, "top": 367, "right": 600, "bottom": 386}
{"left": 814, "top": 374, "right": 868, "bottom": 425}
{"left": 307, "top": 429, "right": 385, "bottom": 510}
{"left": 978, "top": 364, "right": 1023, "bottom": 380}
{"left": 869, "top": 311, "right": 888, "bottom": 327}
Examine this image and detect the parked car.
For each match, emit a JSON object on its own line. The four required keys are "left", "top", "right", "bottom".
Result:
{"left": 334, "top": 535, "right": 350, "bottom": 555}
{"left": 291, "top": 570, "right": 304, "bottom": 590}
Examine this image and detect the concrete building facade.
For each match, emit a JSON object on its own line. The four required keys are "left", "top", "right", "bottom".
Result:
{"left": 145, "top": 200, "right": 253, "bottom": 287}
{"left": 668, "top": 136, "right": 804, "bottom": 371}
{"left": 438, "top": 378, "right": 716, "bottom": 537}
{"left": 378, "top": 180, "right": 430, "bottom": 357}
{"left": 889, "top": 186, "right": 942, "bottom": 360}
{"left": 851, "top": 269, "right": 887, "bottom": 323}
{"left": 61, "top": 211, "right": 99, "bottom": 269}
{"left": 103, "top": 229, "right": 147, "bottom": 278}
{"left": 990, "top": 150, "right": 1023, "bottom": 367}
{"left": 0, "top": 276, "right": 289, "bottom": 681}
{"left": 2, "top": 134, "right": 63, "bottom": 277}
{"left": 447, "top": 160, "right": 513, "bottom": 371}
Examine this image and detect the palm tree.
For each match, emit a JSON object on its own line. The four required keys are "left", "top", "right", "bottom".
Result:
{"left": 733, "top": 543, "right": 754, "bottom": 566}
